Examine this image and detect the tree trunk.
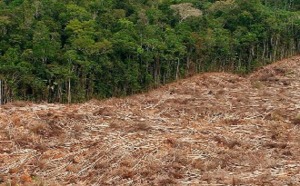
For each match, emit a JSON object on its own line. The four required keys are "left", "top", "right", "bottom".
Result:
{"left": 0, "top": 80, "right": 2, "bottom": 105}
{"left": 176, "top": 58, "right": 180, "bottom": 80}
{"left": 68, "top": 78, "right": 71, "bottom": 104}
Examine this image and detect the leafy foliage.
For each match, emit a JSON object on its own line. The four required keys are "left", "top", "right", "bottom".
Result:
{"left": 0, "top": 0, "right": 299, "bottom": 103}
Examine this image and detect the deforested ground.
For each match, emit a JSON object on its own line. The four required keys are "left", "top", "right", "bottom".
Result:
{"left": 1, "top": 56, "right": 300, "bottom": 185}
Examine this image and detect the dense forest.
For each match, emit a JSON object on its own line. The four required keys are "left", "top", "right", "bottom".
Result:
{"left": 0, "top": 0, "right": 299, "bottom": 103}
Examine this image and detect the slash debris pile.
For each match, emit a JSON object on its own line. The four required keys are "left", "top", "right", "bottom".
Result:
{"left": 1, "top": 56, "right": 300, "bottom": 185}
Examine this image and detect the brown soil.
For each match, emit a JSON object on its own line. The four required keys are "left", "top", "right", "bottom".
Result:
{"left": 1, "top": 56, "right": 300, "bottom": 185}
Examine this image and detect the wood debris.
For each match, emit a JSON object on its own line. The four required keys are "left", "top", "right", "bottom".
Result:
{"left": 0, "top": 56, "right": 300, "bottom": 185}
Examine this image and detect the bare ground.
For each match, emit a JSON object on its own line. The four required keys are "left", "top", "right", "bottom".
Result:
{"left": 1, "top": 56, "right": 300, "bottom": 185}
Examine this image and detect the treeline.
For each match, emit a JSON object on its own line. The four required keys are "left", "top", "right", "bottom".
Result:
{"left": 0, "top": 0, "right": 299, "bottom": 103}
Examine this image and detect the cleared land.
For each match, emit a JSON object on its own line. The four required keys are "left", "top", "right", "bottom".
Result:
{"left": 1, "top": 56, "right": 300, "bottom": 185}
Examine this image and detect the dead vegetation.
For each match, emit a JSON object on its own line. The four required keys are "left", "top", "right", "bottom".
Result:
{"left": 170, "top": 3, "right": 202, "bottom": 22}
{"left": 1, "top": 56, "right": 300, "bottom": 185}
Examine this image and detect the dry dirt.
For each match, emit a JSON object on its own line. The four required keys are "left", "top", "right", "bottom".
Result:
{"left": 1, "top": 56, "right": 300, "bottom": 186}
